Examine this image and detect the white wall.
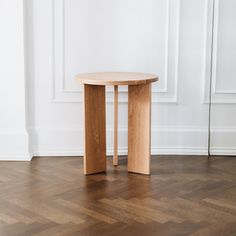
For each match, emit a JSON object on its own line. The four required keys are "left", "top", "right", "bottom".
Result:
{"left": 203, "top": 0, "right": 236, "bottom": 155}
{"left": 1, "top": 0, "right": 236, "bottom": 160}
{"left": 0, "top": 0, "right": 30, "bottom": 160}
{"left": 29, "top": 0, "right": 236, "bottom": 157}
{"left": 29, "top": 0, "right": 210, "bottom": 156}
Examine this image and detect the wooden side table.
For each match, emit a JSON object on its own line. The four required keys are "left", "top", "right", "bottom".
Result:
{"left": 76, "top": 72, "right": 158, "bottom": 175}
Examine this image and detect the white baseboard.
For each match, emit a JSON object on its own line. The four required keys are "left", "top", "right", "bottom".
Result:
{"left": 0, "top": 153, "right": 32, "bottom": 161}
{"left": 210, "top": 147, "right": 236, "bottom": 156}
{"left": 29, "top": 126, "right": 209, "bottom": 157}
{"left": 151, "top": 147, "right": 208, "bottom": 155}
{"left": 1, "top": 127, "right": 235, "bottom": 161}
{"left": 32, "top": 147, "right": 208, "bottom": 157}
{"left": 209, "top": 128, "right": 236, "bottom": 156}
{"left": 30, "top": 127, "right": 236, "bottom": 157}
{"left": 0, "top": 129, "right": 31, "bottom": 161}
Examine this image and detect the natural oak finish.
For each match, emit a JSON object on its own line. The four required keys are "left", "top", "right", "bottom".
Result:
{"left": 113, "top": 85, "right": 118, "bottom": 166}
{"left": 83, "top": 84, "right": 106, "bottom": 175}
{"left": 76, "top": 72, "right": 158, "bottom": 86}
{"left": 77, "top": 72, "right": 158, "bottom": 175}
{"left": 0, "top": 155, "right": 235, "bottom": 236}
{"left": 128, "top": 83, "right": 152, "bottom": 175}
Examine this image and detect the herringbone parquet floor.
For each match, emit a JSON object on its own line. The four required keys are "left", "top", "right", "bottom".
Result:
{"left": 0, "top": 156, "right": 236, "bottom": 236}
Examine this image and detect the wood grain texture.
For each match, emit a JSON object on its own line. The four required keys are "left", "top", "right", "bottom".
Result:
{"left": 83, "top": 84, "right": 106, "bottom": 175}
{"left": 128, "top": 83, "right": 151, "bottom": 175}
{"left": 113, "top": 85, "right": 118, "bottom": 166}
{"left": 76, "top": 72, "right": 158, "bottom": 86}
{"left": 0, "top": 155, "right": 236, "bottom": 236}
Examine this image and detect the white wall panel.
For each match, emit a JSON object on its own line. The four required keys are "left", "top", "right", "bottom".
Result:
{"left": 53, "top": 0, "right": 180, "bottom": 103}
{"left": 213, "top": 0, "right": 236, "bottom": 93}
{"left": 27, "top": 0, "right": 236, "bottom": 157}
{"left": 1, "top": 0, "right": 235, "bottom": 160}
{"left": 203, "top": 0, "right": 236, "bottom": 153}
{"left": 204, "top": 0, "right": 236, "bottom": 104}
{"left": 0, "top": 0, "right": 30, "bottom": 160}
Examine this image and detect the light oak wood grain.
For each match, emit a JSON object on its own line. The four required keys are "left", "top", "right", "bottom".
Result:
{"left": 83, "top": 84, "right": 106, "bottom": 175}
{"left": 77, "top": 72, "right": 157, "bottom": 175}
{"left": 113, "top": 85, "right": 118, "bottom": 166}
{"left": 128, "top": 83, "right": 152, "bottom": 175}
{"left": 76, "top": 72, "right": 158, "bottom": 86}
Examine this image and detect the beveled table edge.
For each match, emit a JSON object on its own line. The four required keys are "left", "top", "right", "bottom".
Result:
{"left": 75, "top": 72, "right": 159, "bottom": 86}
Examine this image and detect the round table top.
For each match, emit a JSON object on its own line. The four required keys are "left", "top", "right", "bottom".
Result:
{"left": 75, "top": 72, "right": 158, "bottom": 86}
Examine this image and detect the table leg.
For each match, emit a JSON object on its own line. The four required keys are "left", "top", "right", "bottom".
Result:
{"left": 113, "top": 85, "right": 118, "bottom": 166}
{"left": 128, "top": 83, "right": 152, "bottom": 175}
{"left": 83, "top": 84, "right": 106, "bottom": 175}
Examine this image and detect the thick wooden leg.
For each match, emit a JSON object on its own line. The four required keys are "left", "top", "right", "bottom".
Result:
{"left": 128, "top": 83, "right": 152, "bottom": 175}
{"left": 113, "top": 85, "right": 118, "bottom": 166}
{"left": 83, "top": 84, "right": 106, "bottom": 175}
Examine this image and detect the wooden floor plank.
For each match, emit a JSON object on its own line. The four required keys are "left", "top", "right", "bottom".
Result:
{"left": 0, "top": 155, "right": 235, "bottom": 236}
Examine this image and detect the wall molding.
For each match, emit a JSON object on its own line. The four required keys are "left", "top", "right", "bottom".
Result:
{"left": 29, "top": 125, "right": 236, "bottom": 157}
{"left": 32, "top": 147, "right": 236, "bottom": 158}
{"left": 30, "top": 126, "right": 209, "bottom": 157}
{"left": 210, "top": 147, "right": 236, "bottom": 156}
{"left": 203, "top": 0, "right": 236, "bottom": 104}
{"left": 33, "top": 147, "right": 208, "bottom": 157}
{"left": 211, "top": 0, "right": 236, "bottom": 95}
{"left": 51, "top": 0, "right": 180, "bottom": 104}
